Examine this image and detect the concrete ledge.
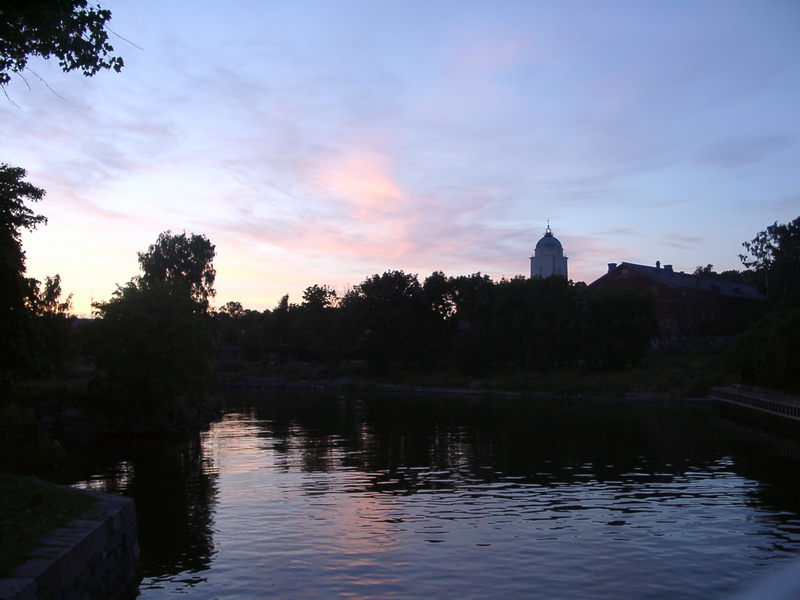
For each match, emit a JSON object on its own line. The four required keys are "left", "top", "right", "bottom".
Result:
{"left": 0, "top": 488, "right": 140, "bottom": 600}
{"left": 710, "top": 385, "right": 800, "bottom": 423}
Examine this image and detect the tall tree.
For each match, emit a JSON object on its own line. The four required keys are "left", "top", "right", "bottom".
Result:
{"left": 137, "top": 230, "right": 216, "bottom": 310}
{"left": 0, "top": 0, "right": 123, "bottom": 86}
{"left": 0, "top": 164, "right": 46, "bottom": 381}
{"left": 291, "top": 285, "right": 338, "bottom": 361}
{"left": 301, "top": 284, "right": 337, "bottom": 311}
{"left": 740, "top": 216, "right": 800, "bottom": 300}
{"left": 89, "top": 232, "right": 217, "bottom": 416}
{"left": 447, "top": 273, "right": 496, "bottom": 374}
{"left": 28, "top": 274, "right": 75, "bottom": 373}
{"left": 341, "top": 271, "right": 430, "bottom": 372}
{"left": 90, "top": 280, "right": 214, "bottom": 412}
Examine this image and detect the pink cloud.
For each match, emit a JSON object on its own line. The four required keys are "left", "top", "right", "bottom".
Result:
{"left": 318, "top": 153, "right": 407, "bottom": 215}
{"left": 311, "top": 151, "right": 420, "bottom": 258}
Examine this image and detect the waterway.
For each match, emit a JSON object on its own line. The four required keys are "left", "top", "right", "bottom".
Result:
{"left": 66, "top": 391, "right": 800, "bottom": 598}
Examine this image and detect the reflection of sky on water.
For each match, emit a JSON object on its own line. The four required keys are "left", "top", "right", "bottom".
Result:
{"left": 72, "top": 393, "right": 800, "bottom": 598}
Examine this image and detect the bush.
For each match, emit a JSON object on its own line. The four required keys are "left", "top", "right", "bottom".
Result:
{"left": 728, "top": 293, "right": 800, "bottom": 393}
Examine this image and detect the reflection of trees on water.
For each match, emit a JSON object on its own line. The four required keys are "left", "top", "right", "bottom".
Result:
{"left": 67, "top": 433, "right": 218, "bottom": 579}
{"left": 65, "top": 390, "right": 800, "bottom": 585}
{"left": 130, "top": 435, "right": 217, "bottom": 578}
{"left": 245, "top": 392, "right": 800, "bottom": 516}
{"left": 246, "top": 392, "right": 367, "bottom": 474}
{"left": 708, "top": 413, "right": 800, "bottom": 532}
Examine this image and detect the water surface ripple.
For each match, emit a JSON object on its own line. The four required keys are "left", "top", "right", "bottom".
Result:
{"left": 72, "top": 393, "right": 800, "bottom": 598}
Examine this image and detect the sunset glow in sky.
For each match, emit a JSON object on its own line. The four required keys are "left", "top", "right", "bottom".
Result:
{"left": 5, "top": 0, "right": 799, "bottom": 315}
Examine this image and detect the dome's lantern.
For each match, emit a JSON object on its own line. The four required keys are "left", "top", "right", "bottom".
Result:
{"left": 530, "top": 224, "right": 568, "bottom": 279}
{"left": 535, "top": 225, "right": 563, "bottom": 251}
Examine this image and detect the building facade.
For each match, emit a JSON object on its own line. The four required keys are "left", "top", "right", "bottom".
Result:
{"left": 530, "top": 225, "right": 568, "bottom": 279}
{"left": 589, "top": 261, "right": 764, "bottom": 344}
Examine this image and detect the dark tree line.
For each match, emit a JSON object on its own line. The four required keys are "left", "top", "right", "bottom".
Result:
{"left": 214, "top": 271, "right": 656, "bottom": 376}
{"left": 5, "top": 153, "right": 798, "bottom": 406}
{"left": 213, "top": 215, "right": 799, "bottom": 388}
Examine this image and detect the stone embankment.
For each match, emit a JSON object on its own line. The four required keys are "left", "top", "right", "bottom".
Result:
{"left": 0, "top": 489, "right": 140, "bottom": 600}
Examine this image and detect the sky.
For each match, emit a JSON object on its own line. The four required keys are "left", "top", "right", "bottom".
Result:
{"left": 4, "top": 0, "right": 799, "bottom": 315}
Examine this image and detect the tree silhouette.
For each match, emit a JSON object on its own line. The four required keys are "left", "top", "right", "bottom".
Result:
{"left": 0, "top": 0, "right": 123, "bottom": 86}
{"left": 729, "top": 293, "right": 800, "bottom": 394}
{"left": 88, "top": 232, "right": 216, "bottom": 418}
{"left": 0, "top": 164, "right": 46, "bottom": 381}
{"left": 740, "top": 216, "right": 800, "bottom": 300}
{"left": 341, "top": 271, "right": 431, "bottom": 373}
{"left": 137, "top": 231, "right": 216, "bottom": 310}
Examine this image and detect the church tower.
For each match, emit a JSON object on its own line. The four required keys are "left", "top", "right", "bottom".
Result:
{"left": 530, "top": 224, "right": 568, "bottom": 279}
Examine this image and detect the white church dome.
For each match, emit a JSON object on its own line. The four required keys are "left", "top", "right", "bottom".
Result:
{"left": 535, "top": 226, "right": 563, "bottom": 252}
{"left": 530, "top": 225, "right": 568, "bottom": 279}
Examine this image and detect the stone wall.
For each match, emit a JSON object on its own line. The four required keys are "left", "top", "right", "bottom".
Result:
{"left": 0, "top": 489, "right": 140, "bottom": 600}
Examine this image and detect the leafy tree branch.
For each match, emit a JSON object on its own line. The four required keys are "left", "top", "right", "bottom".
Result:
{"left": 0, "top": 0, "right": 123, "bottom": 86}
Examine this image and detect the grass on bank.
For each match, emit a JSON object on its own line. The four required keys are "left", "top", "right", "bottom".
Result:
{"left": 0, "top": 473, "right": 97, "bottom": 577}
{"left": 218, "top": 350, "right": 730, "bottom": 398}
{"left": 484, "top": 351, "right": 728, "bottom": 397}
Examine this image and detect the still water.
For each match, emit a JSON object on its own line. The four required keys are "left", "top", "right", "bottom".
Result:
{"left": 68, "top": 391, "right": 800, "bottom": 598}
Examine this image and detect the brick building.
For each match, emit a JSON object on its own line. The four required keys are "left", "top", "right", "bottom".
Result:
{"left": 589, "top": 261, "right": 764, "bottom": 344}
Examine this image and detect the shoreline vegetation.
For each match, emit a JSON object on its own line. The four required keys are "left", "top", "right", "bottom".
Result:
{"left": 216, "top": 349, "right": 727, "bottom": 400}
{"left": 0, "top": 344, "right": 779, "bottom": 450}
{"left": 0, "top": 346, "right": 782, "bottom": 580}
{"left": 0, "top": 346, "right": 732, "bottom": 578}
{"left": 2, "top": 218, "right": 797, "bottom": 452}
{"left": 0, "top": 348, "right": 731, "bottom": 485}
{"left": 0, "top": 346, "right": 785, "bottom": 581}
{"left": 1, "top": 218, "right": 797, "bottom": 585}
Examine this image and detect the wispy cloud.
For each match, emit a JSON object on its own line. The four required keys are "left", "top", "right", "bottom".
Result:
{"left": 4, "top": 0, "right": 799, "bottom": 313}
{"left": 659, "top": 233, "right": 707, "bottom": 250}
{"left": 701, "top": 135, "right": 794, "bottom": 169}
